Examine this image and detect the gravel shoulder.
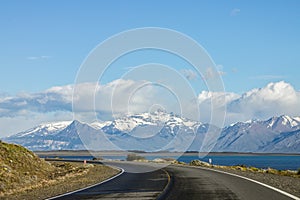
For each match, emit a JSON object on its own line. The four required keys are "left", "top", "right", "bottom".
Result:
{"left": 154, "top": 159, "right": 300, "bottom": 198}
{"left": 214, "top": 166, "right": 300, "bottom": 198}
{"left": 0, "top": 161, "right": 119, "bottom": 200}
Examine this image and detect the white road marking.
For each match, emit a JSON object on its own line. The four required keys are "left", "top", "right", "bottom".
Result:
{"left": 197, "top": 166, "right": 300, "bottom": 200}
{"left": 46, "top": 165, "right": 125, "bottom": 200}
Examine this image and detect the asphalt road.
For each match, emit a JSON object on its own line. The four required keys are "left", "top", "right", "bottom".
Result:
{"left": 50, "top": 161, "right": 298, "bottom": 200}
{"left": 51, "top": 161, "right": 169, "bottom": 200}
{"left": 164, "top": 165, "right": 295, "bottom": 200}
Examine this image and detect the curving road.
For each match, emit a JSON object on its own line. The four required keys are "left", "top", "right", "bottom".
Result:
{"left": 50, "top": 161, "right": 299, "bottom": 200}
{"left": 164, "top": 165, "right": 297, "bottom": 200}
{"left": 50, "top": 161, "right": 169, "bottom": 200}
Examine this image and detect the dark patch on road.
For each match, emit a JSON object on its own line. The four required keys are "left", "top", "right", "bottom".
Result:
{"left": 50, "top": 161, "right": 296, "bottom": 200}
{"left": 164, "top": 165, "right": 294, "bottom": 200}
{"left": 52, "top": 169, "right": 168, "bottom": 200}
{"left": 165, "top": 166, "right": 238, "bottom": 200}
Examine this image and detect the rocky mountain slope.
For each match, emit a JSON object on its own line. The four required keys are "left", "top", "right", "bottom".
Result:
{"left": 214, "top": 115, "right": 300, "bottom": 153}
{"left": 3, "top": 112, "right": 300, "bottom": 153}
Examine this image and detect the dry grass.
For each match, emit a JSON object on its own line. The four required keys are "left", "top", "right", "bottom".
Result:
{"left": 126, "top": 153, "right": 146, "bottom": 161}
{"left": 0, "top": 141, "right": 55, "bottom": 194}
{"left": 215, "top": 165, "right": 300, "bottom": 178}
{"left": 6, "top": 163, "right": 119, "bottom": 200}
{"left": 187, "top": 159, "right": 300, "bottom": 178}
{"left": 188, "top": 160, "right": 300, "bottom": 197}
{"left": 0, "top": 141, "right": 119, "bottom": 199}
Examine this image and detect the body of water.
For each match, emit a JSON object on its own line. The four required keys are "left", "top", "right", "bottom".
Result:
{"left": 40, "top": 154, "right": 300, "bottom": 171}
{"left": 177, "top": 155, "right": 300, "bottom": 171}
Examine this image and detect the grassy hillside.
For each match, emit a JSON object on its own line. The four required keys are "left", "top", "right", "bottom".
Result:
{"left": 0, "top": 140, "right": 55, "bottom": 193}
{"left": 0, "top": 141, "right": 120, "bottom": 199}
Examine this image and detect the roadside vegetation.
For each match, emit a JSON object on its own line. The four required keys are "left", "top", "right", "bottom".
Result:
{"left": 0, "top": 141, "right": 119, "bottom": 199}
{"left": 188, "top": 160, "right": 300, "bottom": 197}
{"left": 0, "top": 140, "right": 54, "bottom": 194}
{"left": 125, "top": 157, "right": 300, "bottom": 197}
{"left": 188, "top": 159, "right": 300, "bottom": 178}
{"left": 126, "top": 153, "right": 146, "bottom": 161}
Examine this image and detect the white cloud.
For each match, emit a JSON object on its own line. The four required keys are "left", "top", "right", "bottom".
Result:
{"left": 180, "top": 69, "right": 198, "bottom": 80}
{"left": 216, "top": 65, "right": 226, "bottom": 76}
{"left": 201, "top": 66, "right": 226, "bottom": 81}
{"left": 227, "top": 81, "right": 300, "bottom": 121}
{"left": 231, "top": 68, "right": 238, "bottom": 73}
{"left": 0, "top": 79, "right": 183, "bottom": 135}
{"left": 197, "top": 81, "right": 300, "bottom": 125}
{"left": 0, "top": 80, "right": 157, "bottom": 118}
{"left": 1, "top": 80, "right": 300, "bottom": 137}
{"left": 26, "top": 56, "right": 39, "bottom": 60}
{"left": 230, "top": 8, "right": 241, "bottom": 16}
{"left": 0, "top": 111, "right": 73, "bottom": 137}
{"left": 72, "top": 79, "right": 158, "bottom": 116}
{"left": 198, "top": 91, "right": 240, "bottom": 123}
{"left": 26, "top": 56, "right": 51, "bottom": 60}
{"left": 198, "top": 91, "right": 240, "bottom": 105}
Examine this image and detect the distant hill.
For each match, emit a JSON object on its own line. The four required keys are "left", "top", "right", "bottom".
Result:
{"left": 0, "top": 141, "right": 54, "bottom": 193}
{"left": 3, "top": 112, "right": 300, "bottom": 153}
{"left": 214, "top": 115, "right": 300, "bottom": 153}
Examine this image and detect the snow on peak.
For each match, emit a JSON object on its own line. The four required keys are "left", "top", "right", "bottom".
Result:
{"left": 227, "top": 119, "right": 258, "bottom": 128}
{"left": 111, "top": 111, "right": 198, "bottom": 132}
{"left": 267, "top": 117, "right": 277, "bottom": 128}
{"left": 113, "top": 113, "right": 158, "bottom": 132}
{"left": 41, "top": 121, "right": 72, "bottom": 131}
{"left": 245, "top": 119, "right": 257, "bottom": 124}
{"left": 90, "top": 121, "right": 112, "bottom": 130}
{"left": 294, "top": 117, "right": 300, "bottom": 122}
{"left": 267, "top": 115, "right": 300, "bottom": 128}
{"left": 281, "top": 115, "right": 292, "bottom": 126}
{"left": 16, "top": 121, "right": 72, "bottom": 137}
{"left": 281, "top": 115, "right": 300, "bottom": 127}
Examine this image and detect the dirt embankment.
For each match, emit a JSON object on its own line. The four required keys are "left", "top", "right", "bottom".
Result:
{"left": 0, "top": 141, "right": 119, "bottom": 200}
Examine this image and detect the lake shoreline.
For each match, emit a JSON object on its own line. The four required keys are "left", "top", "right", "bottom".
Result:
{"left": 36, "top": 151, "right": 300, "bottom": 171}
{"left": 35, "top": 150, "right": 300, "bottom": 157}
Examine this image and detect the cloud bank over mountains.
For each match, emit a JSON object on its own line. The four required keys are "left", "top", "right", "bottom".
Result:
{"left": 0, "top": 80, "right": 299, "bottom": 137}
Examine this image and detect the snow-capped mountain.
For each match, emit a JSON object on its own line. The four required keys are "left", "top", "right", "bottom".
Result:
{"left": 3, "top": 111, "right": 202, "bottom": 151}
{"left": 101, "top": 111, "right": 199, "bottom": 134}
{"left": 214, "top": 115, "right": 300, "bottom": 153}
{"left": 266, "top": 115, "right": 300, "bottom": 131}
{"left": 13, "top": 121, "right": 72, "bottom": 138}
{"left": 3, "top": 121, "right": 72, "bottom": 150}
{"left": 3, "top": 113, "right": 300, "bottom": 153}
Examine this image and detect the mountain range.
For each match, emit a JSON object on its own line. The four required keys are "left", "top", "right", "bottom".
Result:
{"left": 3, "top": 111, "right": 300, "bottom": 153}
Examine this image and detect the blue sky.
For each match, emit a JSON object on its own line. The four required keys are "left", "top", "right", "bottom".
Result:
{"left": 1, "top": 0, "right": 300, "bottom": 94}
{"left": 1, "top": 1, "right": 300, "bottom": 136}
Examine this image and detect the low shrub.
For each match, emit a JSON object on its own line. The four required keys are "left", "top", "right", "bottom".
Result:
{"left": 266, "top": 168, "right": 278, "bottom": 174}
{"left": 189, "top": 160, "right": 210, "bottom": 167}
{"left": 163, "top": 158, "right": 176, "bottom": 162}
{"left": 126, "top": 153, "right": 145, "bottom": 161}
{"left": 92, "top": 157, "right": 103, "bottom": 161}
{"left": 249, "top": 166, "right": 259, "bottom": 172}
